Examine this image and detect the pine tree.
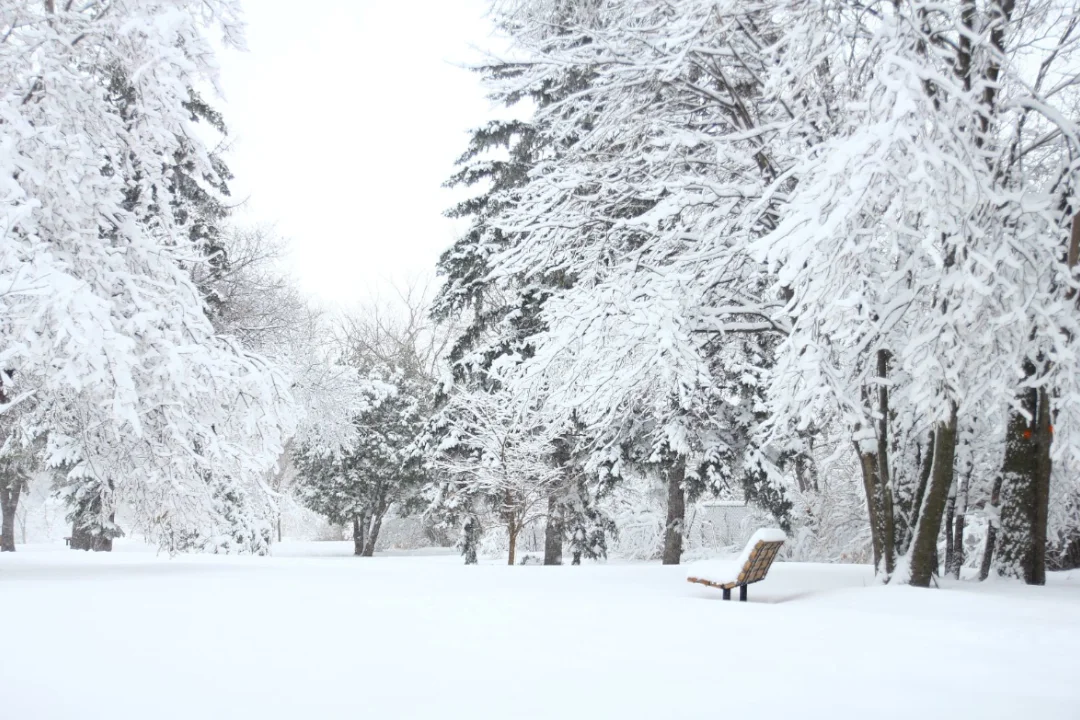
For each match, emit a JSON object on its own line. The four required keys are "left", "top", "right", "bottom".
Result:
{"left": 432, "top": 51, "right": 616, "bottom": 565}
{"left": 294, "top": 372, "right": 428, "bottom": 557}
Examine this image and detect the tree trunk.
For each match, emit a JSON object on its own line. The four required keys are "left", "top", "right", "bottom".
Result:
{"left": 463, "top": 515, "right": 480, "bottom": 565}
{"left": 0, "top": 376, "right": 17, "bottom": 553}
{"left": 899, "top": 430, "right": 936, "bottom": 557}
{"left": 0, "top": 479, "right": 19, "bottom": 552}
{"left": 948, "top": 467, "right": 972, "bottom": 579}
{"left": 996, "top": 366, "right": 1051, "bottom": 584}
{"left": 978, "top": 474, "right": 1003, "bottom": 581}
{"left": 276, "top": 515, "right": 283, "bottom": 544}
{"left": 661, "top": 459, "right": 686, "bottom": 565}
{"left": 857, "top": 446, "right": 883, "bottom": 570}
{"left": 944, "top": 482, "right": 956, "bottom": 575}
{"left": 543, "top": 493, "right": 564, "bottom": 565}
{"left": 874, "top": 350, "right": 896, "bottom": 576}
{"left": 507, "top": 521, "right": 518, "bottom": 566}
{"left": 1032, "top": 387, "right": 1051, "bottom": 585}
{"left": 361, "top": 510, "right": 385, "bottom": 558}
{"left": 909, "top": 405, "right": 958, "bottom": 587}
{"left": 352, "top": 515, "right": 363, "bottom": 556}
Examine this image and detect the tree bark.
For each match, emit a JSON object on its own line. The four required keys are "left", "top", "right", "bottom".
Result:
{"left": 857, "top": 446, "right": 883, "bottom": 570}
{"left": 661, "top": 459, "right": 686, "bottom": 565}
{"left": 352, "top": 515, "right": 364, "bottom": 556}
{"left": 543, "top": 493, "right": 564, "bottom": 565}
{"left": 905, "top": 430, "right": 936, "bottom": 556}
{"left": 507, "top": 521, "right": 518, "bottom": 566}
{"left": 996, "top": 365, "right": 1051, "bottom": 584}
{"left": 874, "top": 349, "right": 896, "bottom": 576}
{"left": 361, "top": 509, "right": 386, "bottom": 558}
{"left": 944, "top": 482, "right": 956, "bottom": 574}
{"left": 909, "top": 405, "right": 958, "bottom": 587}
{"left": 1032, "top": 387, "right": 1051, "bottom": 585}
{"left": 978, "top": 474, "right": 1003, "bottom": 581}
{"left": 0, "top": 374, "right": 21, "bottom": 553}
{"left": 948, "top": 467, "right": 971, "bottom": 579}
{"left": 0, "top": 478, "right": 19, "bottom": 552}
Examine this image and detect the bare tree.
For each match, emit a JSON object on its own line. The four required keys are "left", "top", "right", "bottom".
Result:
{"left": 336, "top": 278, "right": 457, "bottom": 386}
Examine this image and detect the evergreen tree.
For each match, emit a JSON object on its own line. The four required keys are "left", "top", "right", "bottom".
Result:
{"left": 432, "top": 52, "right": 618, "bottom": 564}
{"left": 294, "top": 371, "right": 428, "bottom": 557}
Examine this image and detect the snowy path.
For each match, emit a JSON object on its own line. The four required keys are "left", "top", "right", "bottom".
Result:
{"left": 2, "top": 543, "right": 1077, "bottom": 719}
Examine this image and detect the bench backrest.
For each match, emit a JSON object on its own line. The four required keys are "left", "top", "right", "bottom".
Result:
{"left": 736, "top": 539, "right": 785, "bottom": 586}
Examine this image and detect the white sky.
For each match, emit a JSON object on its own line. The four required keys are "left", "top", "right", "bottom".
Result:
{"left": 215, "top": 0, "right": 500, "bottom": 308}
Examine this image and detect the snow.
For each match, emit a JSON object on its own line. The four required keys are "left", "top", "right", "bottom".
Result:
{"left": 685, "top": 528, "right": 786, "bottom": 584}
{"left": 2, "top": 542, "right": 1078, "bottom": 719}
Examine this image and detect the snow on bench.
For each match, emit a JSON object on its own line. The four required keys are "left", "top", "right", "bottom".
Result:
{"left": 685, "top": 528, "right": 786, "bottom": 602}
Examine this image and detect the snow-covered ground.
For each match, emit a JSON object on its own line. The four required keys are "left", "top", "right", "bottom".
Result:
{"left": 2, "top": 542, "right": 1077, "bottom": 719}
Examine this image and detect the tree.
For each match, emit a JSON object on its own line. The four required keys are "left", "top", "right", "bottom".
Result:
{"left": 0, "top": 0, "right": 297, "bottom": 553}
{"left": 429, "top": 387, "right": 565, "bottom": 565}
{"left": 469, "top": 0, "right": 1080, "bottom": 581}
{"left": 294, "top": 372, "right": 427, "bottom": 557}
{"left": 753, "top": 0, "right": 1080, "bottom": 586}
{"left": 0, "top": 373, "right": 36, "bottom": 552}
{"left": 433, "top": 33, "right": 630, "bottom": 566}
{"left": 459, "top": 0, "right": 812, "bottom": 563}
{"left": 293, "top": 285, "right": 446, "bottom": 556}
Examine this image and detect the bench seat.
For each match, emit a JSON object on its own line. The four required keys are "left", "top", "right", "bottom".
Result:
{"left": 686, "top": 528, "right": 786, "bottom": 601}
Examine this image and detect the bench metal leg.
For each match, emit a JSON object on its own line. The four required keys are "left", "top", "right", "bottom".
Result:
{"left": 722, "top": 588, "right": 731, "bottom": 601}
{"left": 739, "top": 585, "right": 747, "bottom": 602}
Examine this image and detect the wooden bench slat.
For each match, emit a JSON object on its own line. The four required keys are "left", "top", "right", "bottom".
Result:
{"left": 685, "top": 531, "right": 786, "bottom": 600}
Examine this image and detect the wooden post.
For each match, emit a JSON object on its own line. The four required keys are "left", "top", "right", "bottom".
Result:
{"left": 722, "top": 588, "right": 731, "bottom": 601}
{"left": 739, "top": 585, "right": 747, "bottom": 602}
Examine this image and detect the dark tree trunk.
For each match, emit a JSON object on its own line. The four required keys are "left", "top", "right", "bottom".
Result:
{"left": 507, "top": 522, "right": 518, "bottom": 566}
{"left": 948, "top": 467, "right": 972, "bottom": 579}
{"left": 0, "top": 376, "right": 22, "bottom": 553}
{"left": 874, "top": 350, "right": 896, "bottom": 576}
{"left": 978, "top": 474, "right": 1003, "bottom": 581}
{"left": 944, "top": 484, "right": 956, "bottom": 575}
{"left": 352, "top": 515, "right": 363, "bottom": 556}
{"left": 901, "top": 430, "right": 936, "bottom": 557}
{"left": 503, "top": 489, "right": 521, "bottom": 565}
{"left": 661, "top": 459, "right": 686, "bottom": 565}
{"left": 0, "top": 478, "right": 19, "bottom": 552}
{"left": 276, "top": 515, "right": 283, "bottom": 544}
{"left": 543, "top": 494, "right": 564, "bottom": 565}
{"left": 857, "top": 447, "right": 883, "bottom": 570}
{"left": 361, "top": 510, "right": 386, "bottom": 558}
{"left": 1032, "top": 387, "right": 1051, "bottom": 585}
{"left": 909, "top": 405, "right": 958, "bottom": 587}
{"left": 855, "top": 350, "right": 898, "bottom": 577}
{"left": 997, "top": 367, "right": 1051, "bottom": 584}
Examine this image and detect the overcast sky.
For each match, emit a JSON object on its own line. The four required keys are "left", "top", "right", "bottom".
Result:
{"left": 215, "top": 0, "right": 499, "bottom": 308}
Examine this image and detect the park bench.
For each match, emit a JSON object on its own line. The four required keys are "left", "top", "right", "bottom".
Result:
{"left": 685, "top": 528, "right": 786, "bottom": 601}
